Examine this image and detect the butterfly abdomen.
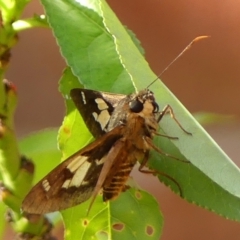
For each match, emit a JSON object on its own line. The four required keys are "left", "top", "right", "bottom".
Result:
{"left": 103, "top": 160, "right": 135, "bottom": 201}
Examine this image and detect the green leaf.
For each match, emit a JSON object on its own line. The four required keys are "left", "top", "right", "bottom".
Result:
{"left": 40, "top": 0, "right": 240, "bottom": 238}
{"left": 62, "top": 189, "right": 163, "bottom": 240}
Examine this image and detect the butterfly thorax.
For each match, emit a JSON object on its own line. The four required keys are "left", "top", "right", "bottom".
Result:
{"left": 107, "top": 89, "right": 159, "bottom": 134}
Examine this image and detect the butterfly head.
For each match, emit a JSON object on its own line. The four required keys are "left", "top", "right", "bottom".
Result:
{"left": 129, "top": 89, "right": 159, "bottom": 115}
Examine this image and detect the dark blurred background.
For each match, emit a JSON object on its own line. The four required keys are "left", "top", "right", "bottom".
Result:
{"left": 5, "top": 0, "right": 240, "bottom": 239}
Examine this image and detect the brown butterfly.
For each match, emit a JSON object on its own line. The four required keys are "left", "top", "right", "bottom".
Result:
{"left": 22, "top": 87, "right": 191, "bottom": 214}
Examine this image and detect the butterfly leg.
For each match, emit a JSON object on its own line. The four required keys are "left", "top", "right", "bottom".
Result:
{"left": 154, "top": 132, "right": 178, "bottom": 140}
{"left": 138, "top": 151, "right": 183, "bottom": 197}
{"left": 157, "top": 104, "right": 192, "bottom": 135}
{"left": 145, "top": 137, "right": 189, "bottom": 163}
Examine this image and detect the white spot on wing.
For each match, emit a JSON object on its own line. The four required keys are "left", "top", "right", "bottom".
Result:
{"left": 81, "top": 91, "right": 86, "bottom": 104}
{"left": 42, "top": 179, "right": 51, "bottom": 192}
{"left": 67, "top": 156, "right": 88, "bottom": 173}
{"left": 92, "top": 111, "right": 110, "bottom": 130}
{"left": 81, "top": 180, "right": 89, "bottom": 186}
{"left": 97, "top": 110, "right": 110, "bottom": 129}
{"left": 96, "top": 156, "right": 106, "bottom": 165}
{"left": 95, "top": 98, "right": 108, "bottom": 110}
{"left": 62, "top": 179, "right": 71, "bottom": 189}
{"left": 69, "top": 161, "right": 91, "bottom": 187}
{"left": 92, "top": 112, "right": 98, "bottom": 120}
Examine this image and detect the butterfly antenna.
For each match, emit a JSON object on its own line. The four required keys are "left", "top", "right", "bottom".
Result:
{"left": 147, "top": 35, "right": 210, "bottom": 89}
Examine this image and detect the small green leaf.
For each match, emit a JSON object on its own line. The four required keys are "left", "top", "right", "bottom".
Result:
{"left": 0, "top": 0, "right": 31, "bottom": 24}
{"left": 13, "top": 15, "right": 49, "bottom": 32}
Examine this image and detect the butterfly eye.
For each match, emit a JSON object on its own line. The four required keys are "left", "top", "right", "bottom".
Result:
{"left": 129, "top": 99, "right": 143, "bottom": 113}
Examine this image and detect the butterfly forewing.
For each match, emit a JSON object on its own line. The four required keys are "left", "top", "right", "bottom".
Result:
{"left": 70, "top": 89, "right": 126, "bottom": 138}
